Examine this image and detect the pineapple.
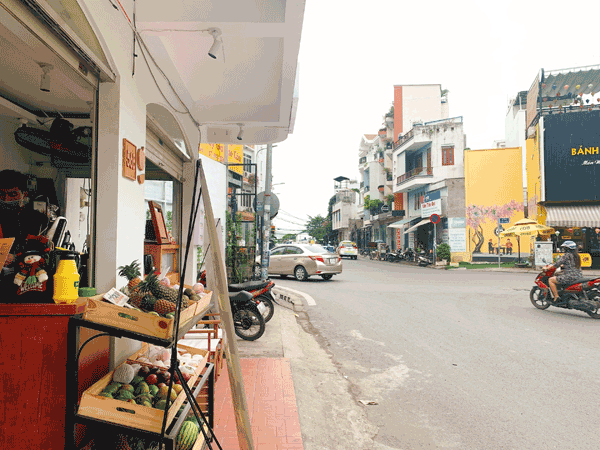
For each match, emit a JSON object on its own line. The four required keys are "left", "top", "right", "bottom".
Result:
{"left": 139, "top": 273, "right": 188, "bottom": 309}
{"left": 154, "top": 299, "right": 176, "bottom": 316}
{"left": 118, "top": 260, "right": 142, "bottom": 290}
{"left": 118, "top": 260, "right": 145, "bottom": 306}
{"left": 140, "top": 294, "right": 157, "bottom": 312}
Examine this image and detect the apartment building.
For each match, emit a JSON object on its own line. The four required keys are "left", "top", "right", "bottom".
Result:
{"left": 392, "top": 116, "right": 466, "bottom": 253}
{"left": 331, "top": 176, "right": 361, "bottom": 243}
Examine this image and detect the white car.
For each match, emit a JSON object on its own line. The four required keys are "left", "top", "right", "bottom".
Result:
{"left": 336, "top": 241, "right": 358, "bottom": 260}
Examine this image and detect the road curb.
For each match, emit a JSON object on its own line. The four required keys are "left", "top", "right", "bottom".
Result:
{"left": 271, "top": 285, "right": 310, "bottom": 312}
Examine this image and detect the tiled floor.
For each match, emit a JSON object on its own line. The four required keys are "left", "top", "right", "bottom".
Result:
{"left": 213, "top": 358, "right": 304, "bottom": 450}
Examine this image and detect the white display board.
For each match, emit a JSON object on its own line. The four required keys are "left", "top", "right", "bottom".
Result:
{"left": 534, "top": 241, "right": 554, "bottom": 266}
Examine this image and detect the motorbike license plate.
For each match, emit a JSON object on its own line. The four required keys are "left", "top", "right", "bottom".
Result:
{"left": 257, "top": 302, "right": 268, "bottom": 316}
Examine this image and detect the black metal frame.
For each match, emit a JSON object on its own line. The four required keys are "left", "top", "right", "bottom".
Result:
{"left": 65, "top": 160, "right": 222, "bottom": 449}
{"left": 227, "top": 162, "right": 259, "bottom": 283}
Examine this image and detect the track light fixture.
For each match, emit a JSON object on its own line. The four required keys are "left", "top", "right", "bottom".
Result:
{"left": 38, "top": 63, "right": 54, "bottom": 92}
{"left": 237, "top": 124, "right": 244, "bottom": 141}
{"left": 207, "top": 28, "right": 222, "bottom": 59}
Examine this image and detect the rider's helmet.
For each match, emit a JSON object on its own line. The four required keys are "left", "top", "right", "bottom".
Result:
{"left": 561, "top": 240, "right": 577, "bottom": 250}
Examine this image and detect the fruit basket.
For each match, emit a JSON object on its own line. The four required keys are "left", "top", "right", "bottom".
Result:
{"left": 82, "top": 291, "right": 212, "bottom": 340}
{"left": 77, "top": 343, "right": 208, "bottom": 433}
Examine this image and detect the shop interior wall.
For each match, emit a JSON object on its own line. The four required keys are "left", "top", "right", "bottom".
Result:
{"left": 464, "top": 147, "right": 525, "bottom": 256}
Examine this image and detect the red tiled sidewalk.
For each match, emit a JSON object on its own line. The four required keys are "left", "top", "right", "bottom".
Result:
{"left": 213, "top": 358, "right": 304, "bottom": 450}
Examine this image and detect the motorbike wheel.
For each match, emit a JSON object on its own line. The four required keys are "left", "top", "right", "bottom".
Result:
{"left": 233, "top": 308, "right": 265, "bottom": 341}
{"left": 586, "top": 292, "right": 600, "bottom": 319}
{"left": 257, "top": 294, "right": 275, "bottom": 322}
{"left": 529, "top": 287, "right": 551, "bottom": 310}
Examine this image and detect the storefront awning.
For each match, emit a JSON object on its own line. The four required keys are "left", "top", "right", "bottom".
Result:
{"left": 404, "top": 218, "right": 431, "bottom": 235}
{"left": 388, "top": 218, "right": 412, "bottom": 229}
{"left": 545, "top": 205, "right": 600, "bottom": 227}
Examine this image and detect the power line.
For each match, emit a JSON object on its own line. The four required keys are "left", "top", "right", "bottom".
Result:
{"left": 279, "top": 209, "right": 310, "bottom": 222}
{"left": 273, "top": 217, "right": 306, "bottom": 227}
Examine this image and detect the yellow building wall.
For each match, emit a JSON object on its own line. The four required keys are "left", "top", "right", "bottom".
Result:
{"left": 525, "top": 123, "right": 545, "bottom": 224}
{"left": 464, "top": 147, "right": 524, "bottom": 256}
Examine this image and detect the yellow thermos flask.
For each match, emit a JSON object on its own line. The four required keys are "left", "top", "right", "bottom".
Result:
{"left": 53, "top": 252, "right": 80, "bottom": 304}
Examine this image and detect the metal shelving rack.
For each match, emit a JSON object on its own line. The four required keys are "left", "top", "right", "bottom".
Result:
{"left": 65, "top": 160, "right": 225, "bottom": 450}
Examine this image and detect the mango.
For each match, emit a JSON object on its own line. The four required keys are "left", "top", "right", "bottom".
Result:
{"left": 135, "top": 382, "right": 150, "bottom": 395}
{"left": 131, "top": 375, "right": 144, "bottom": 386}
{"left": 149, "top": 385, "right": 159, "bottom": 396}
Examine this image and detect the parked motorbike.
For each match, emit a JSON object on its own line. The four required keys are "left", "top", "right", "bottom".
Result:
{"left": 199, "top": 270, "right": 276, "bottom": 322}
{"left": 397, "top": 248, "right": 413, "bottom": 262}
{"left": 417, "top": 251, "right": 433, "bottom": 267}
{"left": 229, "top": 291, "right": 266, "bottom": 340}
{"left": 229, "top": 279, "right": 276, "bottom": 322}
{"left": 385, "top": 251, "right": 400, "bottom": 262}
{"left": 530, "top": 266, "right": 600, "bottom": 318}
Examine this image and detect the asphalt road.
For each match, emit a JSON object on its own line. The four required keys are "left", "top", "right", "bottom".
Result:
{"left": 273, "top": 258, "right": 600, "bottom": 450}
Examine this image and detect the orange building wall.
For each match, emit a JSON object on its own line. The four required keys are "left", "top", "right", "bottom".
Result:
{"left": 394, "top": 86, "right": 403, "bottom": 141}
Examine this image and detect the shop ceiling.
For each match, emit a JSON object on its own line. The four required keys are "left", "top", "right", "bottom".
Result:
{"left": 135, "top": 0, "right": 304, "bottom": 144}
{"left": 0, "top": 0, "right": 305, "bottom": 145}
{"left": 0, "top": 4, "right": 96, "bottom": 122}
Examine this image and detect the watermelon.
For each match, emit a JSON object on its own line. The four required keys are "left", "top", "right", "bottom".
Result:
{"left": 176, "top": 421, "right": 199, "bottom": 450}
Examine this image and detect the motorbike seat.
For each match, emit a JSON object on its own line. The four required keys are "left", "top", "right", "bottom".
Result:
{"left": 557, "top": 278, "right": 597, "bottom": 288}
{"left": 229, "top": 291, "right": 254, "bottom": 303}
{"left": 229, "top": 280, "right": 271, "bottom": 292}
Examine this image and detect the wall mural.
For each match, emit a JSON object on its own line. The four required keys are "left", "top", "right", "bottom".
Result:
{"left": 466, "top": 200, "right": 524, "bottom": 253}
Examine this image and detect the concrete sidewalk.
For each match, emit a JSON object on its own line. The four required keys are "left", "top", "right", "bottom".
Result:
{"left": 213, "top": 286, "right": 375, "bottom": 450}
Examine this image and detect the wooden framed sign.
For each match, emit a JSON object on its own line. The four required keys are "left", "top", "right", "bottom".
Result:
{"left": 148, "top": 201, "right": 169, "bottom": 244}
{"left": 123, "top": 138, "right": 137, "bottom": 181}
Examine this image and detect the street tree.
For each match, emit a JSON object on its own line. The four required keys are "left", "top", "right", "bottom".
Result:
{"left": 305, "top": 215, "right": 330, "bottom": 243}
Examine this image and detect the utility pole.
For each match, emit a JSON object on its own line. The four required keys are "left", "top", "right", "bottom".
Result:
{"left": 260, "top": 144, "right": 272, "bottom": 280}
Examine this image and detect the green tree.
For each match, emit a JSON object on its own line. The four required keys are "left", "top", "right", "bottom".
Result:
{"left": 305, "top": 215, "right": 330, "bottom": 243}
{"left": 281, "top": 233, "right": 297, "bottom": 242}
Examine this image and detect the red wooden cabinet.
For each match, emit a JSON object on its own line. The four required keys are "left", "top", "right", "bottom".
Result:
{"left": 0, "top": 300, "right": 108, "bottom": 449}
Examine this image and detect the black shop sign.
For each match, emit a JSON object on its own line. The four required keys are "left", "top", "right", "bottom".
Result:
{"left": 544, "top": 111, "right": 600, "bottom": 202}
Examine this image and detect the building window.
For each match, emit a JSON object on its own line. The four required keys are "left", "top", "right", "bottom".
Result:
{"left": 243, "top": 154, "right": 252, "bottom": 173}
{"left": 442, "top": 146, "right": 454, "bottom": 166}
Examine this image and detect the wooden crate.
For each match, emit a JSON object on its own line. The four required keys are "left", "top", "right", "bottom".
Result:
{"left": 82, "top": 291, "right": 212, "bottom": 340}
{"left": 77, "top": 343, "right": 208, "bottom": 433}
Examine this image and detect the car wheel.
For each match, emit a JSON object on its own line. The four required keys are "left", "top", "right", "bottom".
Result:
{"left": 254, "top": 264, "right": 262, "bottom": 278}
{"left": 353, "top": 256, "right": 357, "bottom": 260}
{"left": 321, "top": 274, "right": 333, "bottom": 280}
{"left": 294, "top": 265, "right": 308, "bottom": 281}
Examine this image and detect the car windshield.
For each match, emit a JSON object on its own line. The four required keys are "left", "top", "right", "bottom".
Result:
{"left": 304, "top": 244, "right": 331, "bottom": 254}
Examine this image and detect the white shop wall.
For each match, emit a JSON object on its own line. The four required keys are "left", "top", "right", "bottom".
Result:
{"left": 81, "top": 1, "right": 216, "bottom": 367}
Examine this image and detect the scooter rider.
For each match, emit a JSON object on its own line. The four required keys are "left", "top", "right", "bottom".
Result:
{"left": 543, "top": 240, "right": 582, "bottom": 300}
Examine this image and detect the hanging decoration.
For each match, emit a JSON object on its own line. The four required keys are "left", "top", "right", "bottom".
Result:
{"left": 576, "top": 84, "right": 581, "bottom": 89}
{"left": 552, "top": 84, "right": 557, "bottom": 90}
{"left": 564, "top": 84, "right": 569, "bottom": 89}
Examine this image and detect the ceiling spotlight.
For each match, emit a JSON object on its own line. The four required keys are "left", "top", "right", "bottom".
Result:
{"left": 237, "top": 125, "right": 244, "bottom": 141}
{"left": 38, "top": 63, "right": 54, "bottom": 92}
{"left": 207, "top": 28, "right": 222, "bottom": 59}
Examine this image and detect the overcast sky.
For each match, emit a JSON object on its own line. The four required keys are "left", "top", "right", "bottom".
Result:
{"left": 271, "top": 0, "right": 600, "bottom": 236}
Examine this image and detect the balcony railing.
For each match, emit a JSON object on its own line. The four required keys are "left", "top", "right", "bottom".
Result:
{"left": 393, "top": 128, "right": 414, "bottom": 149}
{"left": 396, "top": 166, "right": 433, "bottom": 185}
{"left": 359, "top": 156, "right": 367, "bottom": 164}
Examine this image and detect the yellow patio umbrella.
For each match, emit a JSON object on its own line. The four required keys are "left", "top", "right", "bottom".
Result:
{"left": 500, "top": 219, "right": 555, "bottom": 263}
{"left": 500, "top": 222, "right": 555, "bottom": 238}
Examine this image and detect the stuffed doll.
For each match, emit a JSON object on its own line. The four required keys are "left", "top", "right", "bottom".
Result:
{"left": 14, "top": 250, "right": 49, "bottom": 294}
{"left": 13, "top": 235, "right": 51, "bottom": 296}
